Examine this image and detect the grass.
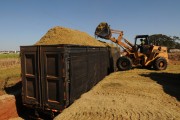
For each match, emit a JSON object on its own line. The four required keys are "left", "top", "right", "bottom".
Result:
{"left": 0, "top": 54, "right": 21, "bottom": 95}
{"left": 0, "top": 53, "right": 20, "bottom": 59}
{"left": 0, "top": 65, "right": 20, "bottom": 81}
{"left": 0, "top": 59, "right": 20, "bottom": 69}
{"left": 0, "top": 65, "right": 21, "bottom": 89}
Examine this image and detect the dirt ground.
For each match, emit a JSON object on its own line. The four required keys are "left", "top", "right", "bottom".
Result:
{"left": 0, "top": 94, "right": 20, "bottom": 120}
{"left": 55, "top": 65, "right": 180, "bottom": 120}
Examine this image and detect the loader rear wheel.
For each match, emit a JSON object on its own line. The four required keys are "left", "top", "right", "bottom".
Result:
{"left": 153, "top": 57, "right": 167, "bottom": 70}
{"left": 117, "top": 56, "right": 132, "bottom": 71}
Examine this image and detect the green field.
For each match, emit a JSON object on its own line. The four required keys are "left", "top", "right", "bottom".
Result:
{"left": 0, "top": 53, "right": 20, "bottom": 59}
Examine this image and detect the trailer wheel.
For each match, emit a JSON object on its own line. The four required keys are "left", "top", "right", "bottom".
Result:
{"left": 117, "top": 56, "right": 132, "bottom": 71}
{"left": 153, "top": 57, "right": 167, "bottom": 70}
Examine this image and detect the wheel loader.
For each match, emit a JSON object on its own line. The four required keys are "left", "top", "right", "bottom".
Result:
{"left": 95, "top": 22, "right": 168, "bottom": 71}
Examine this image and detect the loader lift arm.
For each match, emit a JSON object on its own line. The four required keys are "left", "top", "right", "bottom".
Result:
{"left": 110, "top": 29, "right": 133, "bottom": 51}
{"left": 95, "top": 22, "right": 134, "bottom": 52}
{"left": 95, "top": 22, "right": 138, "bottom": 58}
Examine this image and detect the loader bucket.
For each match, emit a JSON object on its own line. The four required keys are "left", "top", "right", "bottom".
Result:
{"left": 95, "top": 22, "right": 111, "bottom": 39}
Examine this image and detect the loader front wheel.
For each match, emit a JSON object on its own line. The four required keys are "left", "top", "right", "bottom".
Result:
{"left": 153, "top": 57, "right": 167, "bottom": 70}
{"left": 117, "top": 56, "right": 132, "bottom": 71}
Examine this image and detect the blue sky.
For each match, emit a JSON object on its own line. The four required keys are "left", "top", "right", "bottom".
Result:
{"left": 0, "top": 0, "right": 180, "bottom": 50}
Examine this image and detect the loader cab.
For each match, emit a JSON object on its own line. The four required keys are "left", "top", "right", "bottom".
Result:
{"left": 134, "top": 35, "right": 150, "bottom": 53}
{"left": 135, "top": 35, "right": 149, "bottom": 46}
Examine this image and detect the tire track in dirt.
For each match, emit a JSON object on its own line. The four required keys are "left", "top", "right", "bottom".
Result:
{"left": 55, "top": 68, "right": 180, "bottom": 120}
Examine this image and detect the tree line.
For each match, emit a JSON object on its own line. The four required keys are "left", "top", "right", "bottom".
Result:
{"left": 149, "top": 34, "right": 180, "bottom": 49}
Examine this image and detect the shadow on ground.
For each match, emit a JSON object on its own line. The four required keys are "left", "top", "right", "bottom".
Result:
{"left": 5, "top": 81, "right": 55, "bottom": 120}
{"left": 4, "top": 82, "right": 23, "bottom": 115}
{"left": 140, "top": 72, "right": 180, "bottom": 101}
{"left": 4, "top": 81, "right": 29, "bottom": 119}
